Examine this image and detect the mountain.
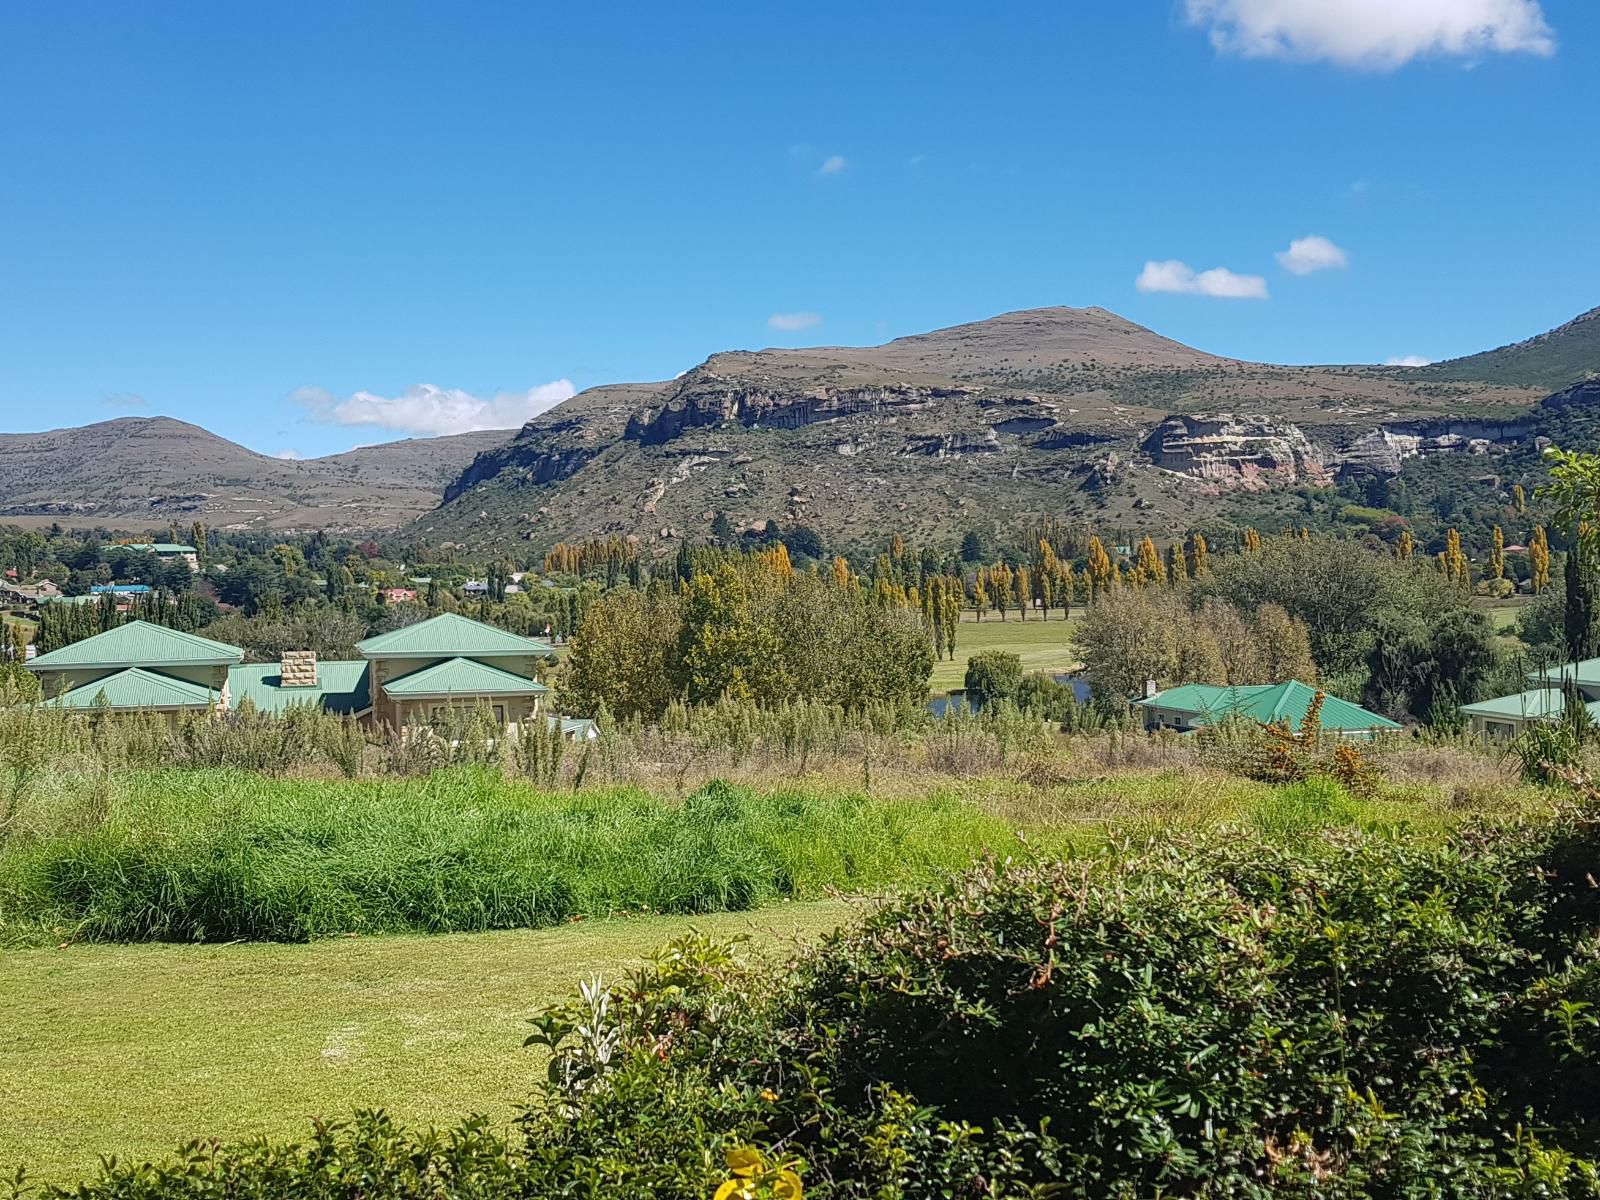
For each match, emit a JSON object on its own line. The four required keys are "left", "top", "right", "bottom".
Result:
{"left": 414, "top": 304, "right": 1595, "bottom": 555}
{"left": 0, "top": 417, "right": 514, "bottom": 532}
{"left": 1414, "top": 305, "right": 1600, "bottom": 390}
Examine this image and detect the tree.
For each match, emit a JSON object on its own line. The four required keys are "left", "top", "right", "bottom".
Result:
{"left": 1489, "top": 526, "right": 1505, "bottom": 581}
{"left": 1085, "top": 537, "right": 1112, "bottom": 601}
{"left": 559, "top": 589, "right": 684, "bottom": 721}
{"left": 1133, "top": 536, "right": 1165, "bottom": 587}
{"left": 1252, "top": 603, "right": 1318, "bottom": 683}
{"left": 1564, "top": 548, "right": 1599, "bottom": 662}
{"left": 973, "top": 568, "right": 991, "bottom": 621}
{"left": 1165, "top": 543, "right": 1187, "bottom": 584}
{"left": 1186, "top": 533, "right": 1210, "bottom": 579}
{"left": 963, "top": 650, "right": 1023, "bottom": 705}
{"left": 1444, "top": 529, "right": 1469, "bottom": 586}
{"left": 1395, "top": 530, "right": 1415, "bottom": 561}
{"left": 1529, "top": 526, "right": 1551, "bottom": 594}
{"left": 1513, "top": 483, "right": 1526, "bottom": 514}
{"left": 959, "top": 530, "right": 986, "bottom": 564}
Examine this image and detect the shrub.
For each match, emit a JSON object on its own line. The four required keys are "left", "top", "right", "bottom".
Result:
{"left": 0, "top": 772, "right": 1013, "bottom": 943}
{"left": 962, "top": 650, "right": 1022, "bottom": 704}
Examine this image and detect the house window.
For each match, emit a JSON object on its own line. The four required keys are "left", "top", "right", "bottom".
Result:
{"left": 1483, "top": 719, "right": 1515, "bottom": 741}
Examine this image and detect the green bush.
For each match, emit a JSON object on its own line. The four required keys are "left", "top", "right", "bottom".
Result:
{"left": 962, "top": 649, "right": 1023, "bottom": 704}
{"left": 0, "top": 771, "right": 1013, "bottom": 943}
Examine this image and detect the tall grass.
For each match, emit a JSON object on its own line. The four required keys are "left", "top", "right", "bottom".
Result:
{"left": 0, "top": 769, "right": 1019, "bottom": 944}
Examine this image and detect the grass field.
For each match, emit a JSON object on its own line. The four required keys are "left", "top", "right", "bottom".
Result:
{"left": 0, "top": 901, "right": 852, "bottom": 1185}
{"left": 929, "top": 611, "right": 1079, "bottom": 693}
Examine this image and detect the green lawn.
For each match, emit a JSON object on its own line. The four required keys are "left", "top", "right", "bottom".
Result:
{"left": 0, "top": 902, "right": 852, "bottom": 1186}
{"left": 930, "top": 611, "right": 1079, "bottom": 693}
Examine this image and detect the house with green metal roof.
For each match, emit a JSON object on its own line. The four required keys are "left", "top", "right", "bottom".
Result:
{"left": 357, "top": 612, "right": 554, "bottom": 729}
{"left": 1136, "top": 681, "right": 1401, "bottom": 740}
{"left": 1459, "top": 657, "right": 1600, "bottom": 741}
{"left": 26, "top": 612, "right": 559, "bottom": 731}
{"left": 28, "top": 621, "right": 243, "bottom": 714}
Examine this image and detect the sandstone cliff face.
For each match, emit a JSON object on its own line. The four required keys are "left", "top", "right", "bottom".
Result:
{"left": 1140, "top": 414, "right": 1332, "bottom": 490}
{"left": 623, "top": 370, "right": 979, "bottom": 445}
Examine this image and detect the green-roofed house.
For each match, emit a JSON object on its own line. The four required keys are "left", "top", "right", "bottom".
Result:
{"left": 1136, "top": 680, "right": 1401, "bottom": 740}
{"left": 356, "top": 612, "right": 554, "bottom": 730}
{"left": 1459, "top": 657, "right": 1600, "bottom": 742}
{"left": 27, "top": 621, "right": 243, "bottom": 714}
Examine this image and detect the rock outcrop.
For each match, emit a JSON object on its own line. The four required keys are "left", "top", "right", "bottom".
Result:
{"left": 1140, "top": 415, "right": 1332, "bottom": 490}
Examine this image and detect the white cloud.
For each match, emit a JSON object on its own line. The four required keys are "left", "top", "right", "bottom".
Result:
{"left": 1386, "top": 354, "right": 1433, "bottom": 366}
{"left": 293, "top": 380, "right": 577, "bottom": 437}
{"left": 275, "top": 449, "right": 303, "bottom": 460}
{"left": 768, "top": 311, "right": 823, "bottom": 332}
{"left": 1136, "top": 259, "right": 1269, "bottom": 300}
{"left": 1185, "top": 0, "right": 1555, "bottom": 69}
{"left": 1276, "top": 234, "right": 1349, "bottom": 275}
{"left": 818, "top": 154, "right": 847, "bottom": 175}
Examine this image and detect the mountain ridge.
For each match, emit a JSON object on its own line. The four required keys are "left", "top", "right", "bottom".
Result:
{"left": 0, "top": 416, "right": 515, "bottom": 532}
{"left": 412, "top": 302, "right": 1597, "bottom": 555}
{"left": 5, "top": 303, "right": 1598, "bottom": 546}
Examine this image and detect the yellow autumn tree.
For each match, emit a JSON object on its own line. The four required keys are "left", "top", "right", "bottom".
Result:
{"left": 1186, "top": 532, "right": 1210, "bottom": 578}
{"left": 1529, "top": 526, "right": 1551, "bottom": 593}
{"left": 1488, "top": 525, "right": 1505, "bottom": 581}
{"left": 1086, "top": 536, "right": 1113, "bottom": 600}
{"left": 1395, "top": 529, "right": 1414, "bottom": 561}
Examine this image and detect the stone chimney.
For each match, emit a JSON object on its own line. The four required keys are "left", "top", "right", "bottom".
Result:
{"left": 280, "top": 649, "right": 318, "bottom": 688}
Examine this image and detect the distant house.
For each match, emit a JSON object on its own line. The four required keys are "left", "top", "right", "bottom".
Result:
{"left": 26, "top": 612, "right": 577, "bottom": 735}
{"left": 91, "top": 584, "right": 152, "bottom": 596}
{"left": 1461, "top": 658, "right": 1600, "bottom": 741}
{"left": 382, "top": 587, "right": 418, "bottom": 604}
{"left": 121, "top": 543, "right": 200, "bottom": 571}
{"left": 1136, "top": 681, "right": 1400, "bottom": 740}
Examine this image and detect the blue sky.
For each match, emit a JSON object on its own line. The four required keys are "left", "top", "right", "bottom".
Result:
{"left": 1, "top": 1, "right": 1594, "bottom": 457}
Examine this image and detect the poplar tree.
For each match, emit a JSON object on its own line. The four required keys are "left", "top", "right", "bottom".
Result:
{"left": 1489, "top": 526, "right": 1505, "bottom": 581}
{"left": 1445, "top": 528, "right": 1469, "bottom": 586}
{"left": 973, "top": 567, "right": 991, "bottom": 621}
{"left": 1395, "top": 530, "right": 1415, "bottom": 561}
{"left": 1165, "top": 543, "right": 1187, "bottom": 583}
{"left": 1086, "top": 536, "right": 1112, "bottom": 600}
{"left": 1242, "top": 528, "right": 1262, "bottom": 552}
{"left": 1513, "top": 483, "right": 1526, "bottom": 514}
{"left": 1134, "top": 536, "right": 1165, "bottom": 586}
{"left": 1529, "top": 527, "right": 1551, "bottom": 593}
{"left": 1186, "top": 533, "right": 1210, "bottom": 578}
{"left": 1055, "top": 562, "right": 1075, "bottom": 617}
{"left": 1015, "top": 565, "right": 1031, "bottom": 619}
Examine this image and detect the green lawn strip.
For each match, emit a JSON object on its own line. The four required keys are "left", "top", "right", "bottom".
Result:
{"left": 929, "top": 613, "right": 1078, "bottom": 694}
{"left": 0, "top": 901, "right": 851, "bottom": 1186}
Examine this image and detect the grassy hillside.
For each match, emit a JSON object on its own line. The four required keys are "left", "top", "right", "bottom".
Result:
{"left": 1416, "top": 304, "right": 1600, "bottom": 389}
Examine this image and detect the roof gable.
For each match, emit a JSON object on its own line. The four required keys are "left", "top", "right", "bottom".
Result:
{"left": 382, "top": 656, "right": 548, "bottom": 698}
{"left": 28, "top": 621, "right": 243, "bottom": 671}
{"left": 49, "top": 667, "right": 217, "bottom": 710}
{"left": 356, "top": 612, "right": 554, "bottom": 659}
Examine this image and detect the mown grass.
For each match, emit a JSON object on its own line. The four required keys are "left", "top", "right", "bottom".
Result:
{"left": 0, "top": 768, "right": 1019, "bottom": 945}
{"left": 0, "top": 902, "right": 851, "bottom": 1185}
{"left": 928, "top": 612, "right": 1079, "bottom": 693}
